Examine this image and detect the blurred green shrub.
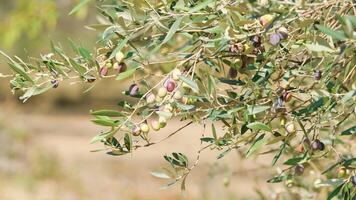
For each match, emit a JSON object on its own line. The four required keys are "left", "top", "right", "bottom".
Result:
{"left": 0, "top": 0, "right": 58, "bottom": 48}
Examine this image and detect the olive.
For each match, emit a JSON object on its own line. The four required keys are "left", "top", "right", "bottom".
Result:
{"left": 114, "top": 62, "right": 127, "bottom": 74}
{"left": 158, "top": 87, "right": 167, "bottom": 98}
{"left": 311, "top": 139, "right": 325, "bottom": 151}
{"left": 172, "top": 69, "right": 182, "bottom": 81}
{"left": 100, "top": 67, "right": 108, "bottom": 77}
{"left": 131, "top": 126, "right": 141, "bottom": 136}
{"left": 140, "top": 123, "right": 150, "bottom": 133}
{"left": 295, "top": 164, "right": 305, "bottom": 175}
{"left": 282, "top": 92, "right": 292, "bottom": 102}
{"left": 146, "top": 92, "right": 156, "bottom": 104}
{"left": 259, "top": 14, "right": 274, "bottom": 27}
{"left": 269, "top": 33, "right": 281, "bottom": 46}
{"left": 351, "top": 176, "right": 356, "bottom": 186}
{"left": 166, "top": 80, "right": 176, "bottom": 92}
{"left": 129, "top": 84, "right": 139, "bottom": 96}
{"left": 115, "top": 51, "right": 125, "bottom": 63}
{"left": 151, "top": 120, "right": 160, "bottom": 131}
{"left": 314, "top": 70, "right": 322, "bottom": 80}
{"left": 229, "top": 67, "right": 238, "bottom": 79}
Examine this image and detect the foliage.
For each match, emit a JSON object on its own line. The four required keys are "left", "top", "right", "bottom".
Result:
{"left": 1, "top": 0, "right": 356, "bottom": 199}
{"left": 0, "top": 0, "right": 58, "bottom": 48}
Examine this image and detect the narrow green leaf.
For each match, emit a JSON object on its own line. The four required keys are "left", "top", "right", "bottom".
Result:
{"left": 90, "top": 130, "right": 113, "bottom": 143}
{"left": 116, "top": 66, "right": 141, "bottom": 80}
{"left": 150, "top": 171, "right": 171, "bottom": 179}
{"left": 124, "top": 133, "right": 132, "bottom": 152}
{"left": 212, "top": 123, "right": 217, "bottom": 140}
{"left": 178, "top": 75, "right": 199, "bottom": 93}
{"left": 315, "top": 179, "right": 344, "bottom": 187}
{"left": 109, "top": 36, "right": 130, "bottom": 59}
{"left": 247, "top": 105, "right": 270, "bottom": 115}
{"left": 341, "top": 126, "right": 356, "bottom": 136}
{"left": 161, "top": 17, "right": 183, "bottom": 45}
{"left": 246, "top": 134, "right": 267, "bottom": 157}
{"left": 267, "top": 174, "right": 293, "bottom": 183}
{"left": 90, "top": 109, "right": 125, "bottom": 117}
{"left": 306, "top": 43, "right": 335, "bottom": 53}
{"left": 316, "top": 25, "right": 347, "bottom": 41}
{"left": 0, "top": 51, "right": 34, "bottom": 83}
{"left": 247, "top": 122, "right": 271, "bottom": 132}
{"left": 327, "top": 183, "right": 344, "bottom": 200}
{"left": 189, "top": 0, "right": 214, "bottom": 13}
{"left": 69, "top": 0, "right": 91, "bottom": 15}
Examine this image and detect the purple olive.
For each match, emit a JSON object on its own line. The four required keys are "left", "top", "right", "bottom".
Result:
{"left": 314, "top": 70, "right": 322, "bottom": 80}
{"left": 311, "top": 139, "right": 325, "bottom": 151}
{"left": 165, "top": 80, "right": 176, "bottom": 92}
{"left": 269, "top": 33, "right": 281, "bottom": 46}
{"left": 100, "top": 67, "right": 108, "bottom": 77}
{"left": 229, "top": 67, "right": 238, "bottom": 79}
{"left": 129, "top": 84, "right": 139, "bottom": 96}
{"left": 277, "top": 27, "right": 288, "bottom": 40}
{"left": 250, "top": 35, "right": 262, "bottom": 47}
{"left": 114, "top": 62, "right": 127, "bottom": 74}
{"left": 294, "top": 164, "right": 305, "bottom": 175}
{"left": 51, "top": 80, "right": 59, "bottom": 88}
{"left": 351, "top": 176, "right": 356, "bottom": 186}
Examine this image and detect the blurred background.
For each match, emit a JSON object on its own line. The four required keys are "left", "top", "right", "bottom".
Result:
{"left": 0, "top": 1, "right": 282, "bottom": 199}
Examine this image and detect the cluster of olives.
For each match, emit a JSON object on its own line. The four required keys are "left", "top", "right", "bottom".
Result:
{"left": 99, "top": 51, "right": 127, "bottom": 77}
{"left": 127, "top": 68, "right": 193, "bottom": 137}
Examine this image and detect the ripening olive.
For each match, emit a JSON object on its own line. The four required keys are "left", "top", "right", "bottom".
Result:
{"left": 105, "top": 62, "right": 113, "bottom": 69}
{"left": 158, "top": 116, "right": 167, "bottom": 128}
{"left": 282, "top": 92, "right": 292, "bottom": 102}
{"left": 131, "top": 126, "right": 141, "bottom": 136}
{"left": 163, "top": 104, "right": 173, "bottom": 112}
{"left": 285, "top": 123, "right": 295, "bottom": 133}
{"left": 158, "top": 87, "right": 167, "bottom": 98}
{"left": 173, "top": 90, "right": 182, "bottom": 100}
{"left": 100, "top": 67, "right": 109, "bottom": 77}
{"left": 140, "top": 123, "right": 150, "bottom": 133}
{"left": 172, "top": 69, "right": 182, "bottom": 81}
{"left": 115, "top": 51, "right": 125, "bottom": 63}
{"left": 259, "top": 14, "right": 274, "bottom": 27}
{"left": 285, "top": 179, "right": 294, "bottom": 188}
{"left": 155, "top": 95, "right": 163, "bottom": 103}
{"left": 146, "top": 93, "right": 156, "bottom": 104}
{"left": 151, "top": 120, "right": 161, "bottom": 131}
{"left": 337, "top": 167, "right": 347, "bottom": 178}
{"left": 295, "top": 144, "right": 304, "bottom": 153}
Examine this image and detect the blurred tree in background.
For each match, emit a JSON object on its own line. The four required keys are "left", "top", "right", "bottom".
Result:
{"left": 0, "top": 0, "right": 58, "bottom": 49}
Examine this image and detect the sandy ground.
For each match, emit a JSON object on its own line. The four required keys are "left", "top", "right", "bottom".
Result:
{"left": 0, "top": 105, "right": 283, "bottom": 200}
